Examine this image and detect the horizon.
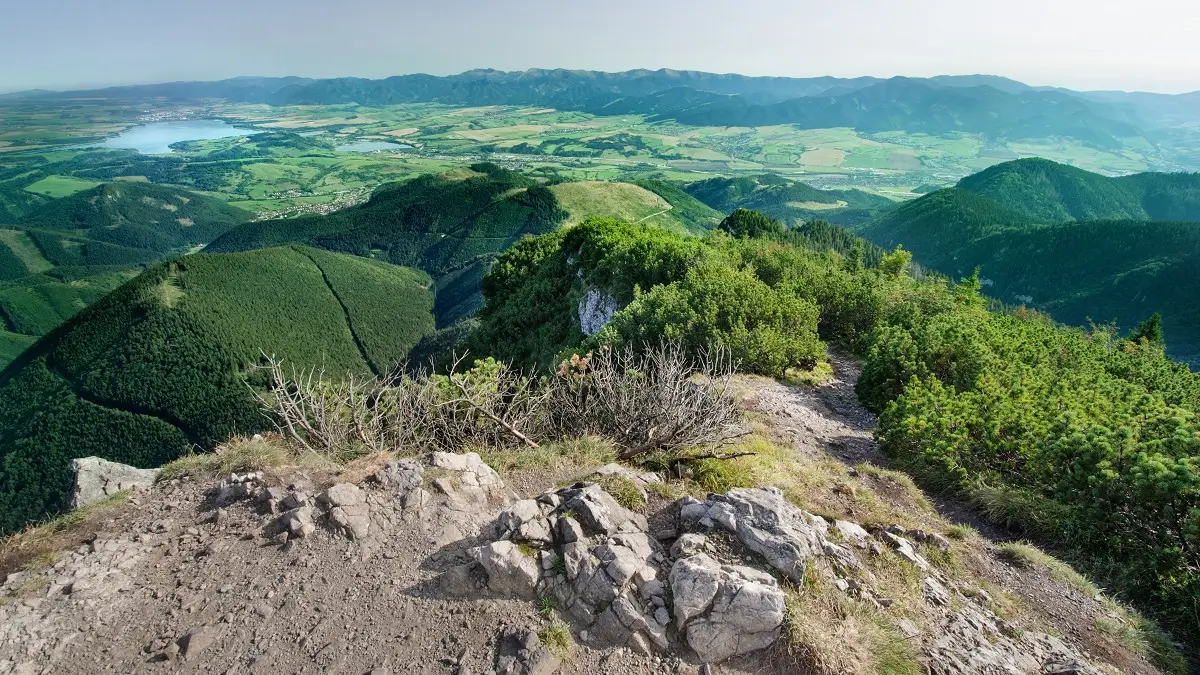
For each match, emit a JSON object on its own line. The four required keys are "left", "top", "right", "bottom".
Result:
{"left": 2, "top": 0, "right": 1199, "bottom": 95}
{"left": 3, "top": 67, "right": 1198, "bottom": 98}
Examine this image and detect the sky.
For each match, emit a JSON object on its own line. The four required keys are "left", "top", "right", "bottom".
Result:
{"left": 2, "top": 0, "right": 1198, "bottom": 94}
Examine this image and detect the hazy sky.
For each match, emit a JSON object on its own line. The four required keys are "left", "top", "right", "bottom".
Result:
{"left": 2, "top": 0, "right": 1198, "bottom": 94}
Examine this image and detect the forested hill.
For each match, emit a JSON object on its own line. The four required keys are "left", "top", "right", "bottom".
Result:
{"left": 206, "top": 164, "right": 718, "bottom": 326}
{"left": 0, "top": 246, "right": 435, "bottom": 533}
{"left": 955, "top": 157, "right": 1200, "bottom": 221}
{"left": 0, "top": 182, "right": 251, "bottom": 366}
{"left": 4, "top": 182, "right": 249, "bottom": 280}
{"left": 861, "top": 159, "right": 1200, "bottom": 363}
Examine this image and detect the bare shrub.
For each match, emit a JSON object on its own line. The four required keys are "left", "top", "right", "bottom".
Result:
{"left": 252, "top": 355, "right": 548, "bottom": 457}
{"left": 416, "top": 355, "right": 548, "bottom": 451}
{"left": 252, "top": 342, "right": 744, "bottom": 464}
{"left": 545, "top": 343, "right": 744, "bottom": 462}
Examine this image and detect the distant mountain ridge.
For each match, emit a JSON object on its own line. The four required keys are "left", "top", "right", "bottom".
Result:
{"left": 19, "top": 69, "right": 1200, "bottom": 145}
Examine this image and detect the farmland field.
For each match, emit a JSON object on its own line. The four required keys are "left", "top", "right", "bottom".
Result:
{"left": 2, "top": 96, "right": 1198, "bottom": 223}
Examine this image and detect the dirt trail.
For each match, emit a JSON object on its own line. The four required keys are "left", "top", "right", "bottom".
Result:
{"left": 741, "top": 352, "right": 1163, "bottom": 675}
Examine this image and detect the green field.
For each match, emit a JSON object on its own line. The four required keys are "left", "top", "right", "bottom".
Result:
{"left": 23, "top": 175, "right": 102, "bottom": 197}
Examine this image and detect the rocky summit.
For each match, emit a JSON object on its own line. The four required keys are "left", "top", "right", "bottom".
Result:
{"left": 0, "top": 454, "right": 1108, "bottom": 674}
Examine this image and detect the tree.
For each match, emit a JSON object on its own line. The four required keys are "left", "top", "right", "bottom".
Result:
{"left": 1129, "top": 312, "right": 1164, "bottom": 345}
{"left": 718, "top": 209, "right": 783, "bottom": 239}
{"left": 879, "top": 245, "right": 912, "bottom": 277}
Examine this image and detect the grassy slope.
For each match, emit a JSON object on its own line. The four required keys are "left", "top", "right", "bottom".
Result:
{"left": 0, "top": 246, "right": 435, "bottom": 533}
{"left": 550, "top": 181, "right": 672, "bottom": 227}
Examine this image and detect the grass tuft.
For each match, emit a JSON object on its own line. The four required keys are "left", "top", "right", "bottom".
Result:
{"left": 777, "top": 571, "right": 921, "bottom": 675}
{"left": 968, "top": 482, "right": 1067, "bottom": 538}
{"left": 782, "top": 360, "right": 835, "bottom": 387}
{"left": 594, "top": 473, "right": 645, "bottom": 510}
{"left": 0, "top": 490, "right": 131, "bottom": 578}
{"left": 945, "top": 523, "right": 977, "bottom": 540}
{"left": 538, "top": 620, "right": 573, "bottom": 658}
{"left": 158, "top": 434, "right": 290, "bottom": 481}
{"left": 480, "top": 436, "right": 617, "bottom": 477}
{"left": 536, "top": 595, "right": 558, "bottom": 619}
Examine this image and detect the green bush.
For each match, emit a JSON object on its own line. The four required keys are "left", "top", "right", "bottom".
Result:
{"left": 863, "top": 279, "right": 1200, "bottom": 646}
{"left": 596, "top": 260, "right": 823, "bottom": 375}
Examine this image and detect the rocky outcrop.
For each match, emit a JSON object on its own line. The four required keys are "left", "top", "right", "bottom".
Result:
{"left": 464, "top": 482, "right": 672, "bottom": 655}
{"left": 210, "top": 451, "right": 515, "bottom": 561}
{"left": 70, "top": 457, "right": 160, "bottom": 509}
{"left": 3, "top": 451, "right": 1124, "bottom": 674}
{"left": 678, "top": 487, "right": 865, "bottom": 582}
{"left": 925, "top": 605, "right": 1104, "bottom": 675}
{"left": 577, "top": 287, "right": 620, "bottom": 336}
{"left": 668, "top": 554, "right": 785, "bottom": 663}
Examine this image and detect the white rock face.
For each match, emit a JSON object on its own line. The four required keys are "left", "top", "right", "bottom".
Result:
{"left": 70, "top": 457, "right": 160, "bottom": 509}
{"left": 577, "top": 287, "right": 620, "bottom": 336}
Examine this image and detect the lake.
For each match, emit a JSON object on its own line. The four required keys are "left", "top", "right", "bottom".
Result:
{"left": 88, "top": 120, "right": 256, "bottom": 154}
{"left": 336, "top": 140, "right": 412, "bottom": 152}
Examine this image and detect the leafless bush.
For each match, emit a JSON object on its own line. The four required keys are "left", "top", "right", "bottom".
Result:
{"left": 546, "top": 343, "right": 744, "bottom": 461}
{"left": 251, "top": 354, "right": 547, "bottom": 457}
{"left": 253, "top": 342, "right": 744, "bottom": 464}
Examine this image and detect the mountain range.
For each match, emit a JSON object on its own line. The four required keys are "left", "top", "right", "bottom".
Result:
{"left": 860, "top": 158, "right": 1200, "bottom": 362}
{"left": 17, "top": 69, "right": 1200, "bottom": 146}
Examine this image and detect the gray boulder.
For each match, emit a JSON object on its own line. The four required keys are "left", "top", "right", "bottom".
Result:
{"left": 669, "top": 554, "right": 786, "bottom": 663}
{"left": 71, "top": 457, "right": 160, "bottom": 509}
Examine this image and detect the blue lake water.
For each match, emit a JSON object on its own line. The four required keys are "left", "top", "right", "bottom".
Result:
{"left": 336, "top": 140, "right": 412, "bottom": 152}
{"left": 88, "top": 120, "right": 256, "bottom": 154}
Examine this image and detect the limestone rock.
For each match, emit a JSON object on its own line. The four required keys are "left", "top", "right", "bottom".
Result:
{"left": 70, "top": 457, "right": 159, "bottom": 509}
{"left": 588, "top": 463, "right": 662, "bottom": 502}
{"left": 669, "top": 554, "right": 785, "bottom": 663}
{"left": 577, "top": 287, "right": 620, "bottom": 336}
{"left": 178, "top": 625, "right": 220, "bottom": 660}
{"left": 320, "top": 483, "right": 363, "bottom": 508}
{"left": 834, "top": 520, "right": 871, "bottom": 549}
{"left": 682, "top": 487, "right": 852, "bottom": 583}
{"left": 882, "top": 531, "right": 930, "bottom": 570}
{"left": 494, "top": 627, "right": 561, "bottom": 675}
{"left": 470, "top": 541, "right": 541, "bottom": 599}
{"left": 478, "top": 482, "right": 666, "bottom": 653}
